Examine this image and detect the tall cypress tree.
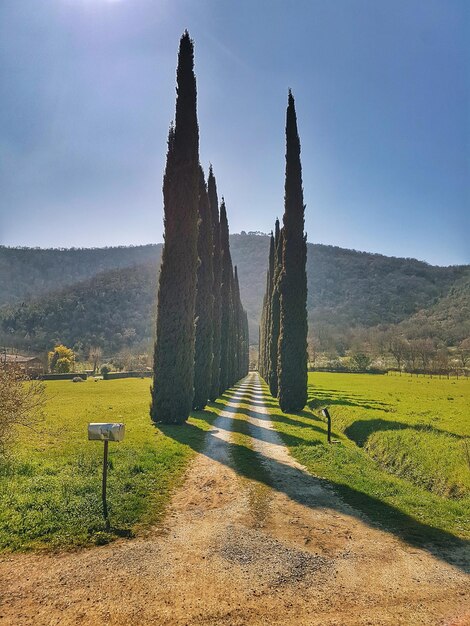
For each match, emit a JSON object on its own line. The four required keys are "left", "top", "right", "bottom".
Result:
{"left": 277, "top": 91, "right": 308, "bottom": 412}
{"left": 268, "top": 220, "right": 282, "bottom": 397}
{"left": 264, "top": 231, "right": 275, "bottom": 379}
{"left": 208, "top": 166, "right": 222, "bottom": 401}
{"left": 259, "top": 288, "right": 267, "bottom": 379}
{"left": 228, "top": 268, "right": 237, "bottom": 387}
{"left": 193, "top": 166, "right": 214, "bottom": 410}
{"left": 150, "top": 32, "right": 199, "bottom": 424}
{"left": 242, "top": 310, "right": 250, "bottom": 377}
{"left": 233, "top": 266, "right": 244, "bottom": 382}
{"left": 233, "top": 266, "right": 243, "bottom": 380}
{"left": 219, "top": 198, "right": 232, "bottom": 394}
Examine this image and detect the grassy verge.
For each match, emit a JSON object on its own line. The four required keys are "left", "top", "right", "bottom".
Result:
{"left": 264, "top": 373, "right": 470, "bottom": 542}
{"left": 0, "top": 378, "right": 217, "bottom": 552}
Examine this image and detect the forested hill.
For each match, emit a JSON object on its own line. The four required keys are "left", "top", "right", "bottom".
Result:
{"left": 0, "top": 244, "right": 161, "bottom": 307}
{"left": 0, "top": 235, "right": 468, "bottom": 354}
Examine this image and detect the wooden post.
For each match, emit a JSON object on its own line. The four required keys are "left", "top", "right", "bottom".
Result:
{"left": 102, "top": 440, "right": 110, "bottom": 530}
{"left": 322, "top": 408, "right": 332, "bottom": 444}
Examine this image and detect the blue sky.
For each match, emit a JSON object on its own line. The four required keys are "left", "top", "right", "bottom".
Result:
{"left": 0, "top": 0, "right": 468, "bottom": 265}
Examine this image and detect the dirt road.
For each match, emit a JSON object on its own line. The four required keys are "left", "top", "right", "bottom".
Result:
{"left": 0, "top": 373, "right": 468, "bottom": 625}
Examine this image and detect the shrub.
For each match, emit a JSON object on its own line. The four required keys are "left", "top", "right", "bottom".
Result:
{"left": 48, "top": 344, "right": 75, "bottom": 373}
{"left": 100, "top": 364, "right": 112, "bottom": 380}
{"left": 0, "top": 363, "right": 45, "bottom": 454}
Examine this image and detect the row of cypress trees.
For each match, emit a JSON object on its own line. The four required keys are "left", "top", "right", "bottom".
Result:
{"left": 259, "top": 91, "right": 308, "bottom": 413}
{"left": 150, "top": 32, "right": 249, "bottom": 425}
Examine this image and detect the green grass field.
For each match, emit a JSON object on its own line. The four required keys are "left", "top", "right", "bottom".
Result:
{"left": 0, "top": 378, "right": 218, "bottom": 551}
{"left": 1, "top": 373, "right": 468, "bottom": 552}
{"left": 268, "top": 372, "right": 470, "bottom": 543}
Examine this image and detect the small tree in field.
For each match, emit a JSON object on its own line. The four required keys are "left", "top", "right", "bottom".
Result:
{"left": 48, "top": 344, "right": 75, "bottom": 373}
{"left": 0, "top": 363, "right": 45, "bottom": 454}
{"left": 351, "top": 352, "right": 371, "bottom": 371}
{"left": 88, "top": 346, "right": 102, "bottom": 374}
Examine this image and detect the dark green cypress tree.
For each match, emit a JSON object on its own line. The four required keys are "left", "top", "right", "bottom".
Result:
{"left": 264, "top": 231, "right": 275, "bottom": 379}
{"left": 269, "top": 224, "right": 283, "bottom": 397}
{"left": 193, "top": 166, "right": 214, "bottom": 410}
{"left": 219, "top": 198, "right": 233, "bottom": 394}
{"left": 258, "top": 309, "right": 264, "bottom": 377}
{"left": 242, "top": 310, "right": 250, "bottom": 377}
{"left": 208, "top": 166, "right": 222, "bottom": 401}
{"left": 150, "top": 32, "right": 199, "bottom": 424}
{"left": 277, "top": 91, "right": 308, "bottom": 412}
{"left": 259, "top": 271, "right": 268, "bottom": 379}
{"left": 233, "top": 266, "right": 243, "bottom": 381}
{"left": 228, "top": 268, "right": 237, "bottom": 387}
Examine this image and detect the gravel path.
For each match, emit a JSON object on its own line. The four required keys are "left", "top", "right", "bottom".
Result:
{"left": 0, "top": 373, "right": 468, "bottom": 625}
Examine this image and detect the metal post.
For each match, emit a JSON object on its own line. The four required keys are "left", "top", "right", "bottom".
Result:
{"left": 102, "top": 440, "right": 110, "bottom": 530}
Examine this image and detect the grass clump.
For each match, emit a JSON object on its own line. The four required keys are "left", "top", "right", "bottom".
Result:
{"left": 365, "top": 428, "right": 469, "bottom": 499}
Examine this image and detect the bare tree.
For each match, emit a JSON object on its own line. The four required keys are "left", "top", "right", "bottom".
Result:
{"left": 433, "top": 347, "right": 450, "bottom": 377}
{"left": 307, "top": 334, "right": 318, "bottom": 370}
{"left": 404, "top": 339, "right": 419, "bottom": 374}
{"left": 457, "top": 338, "right": 470, "bottom": 372}
{"left": 388, "top": 334, "right": 407, "bottom": 374}
{"left": 0, "top": 363, "right": 45, "bottom": 453}
{"left": 415, "top": 338, "right": 436, "bottom": 375}
{"left": 88, "top": 346, "right": 103, "bottom": 375}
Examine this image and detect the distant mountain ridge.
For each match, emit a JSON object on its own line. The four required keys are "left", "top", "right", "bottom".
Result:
{"left": 0, "top": 235, "right": 468, "bottom": 354}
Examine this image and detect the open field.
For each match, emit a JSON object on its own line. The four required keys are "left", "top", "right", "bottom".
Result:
{"left": 0, "top": 378, "right": 218, "bottom": 551}
{"left": 269, "top": 372, "right": 470, "bottom": 542}
{"left": 1, "top": 372, "right": 468, "bottom": 554}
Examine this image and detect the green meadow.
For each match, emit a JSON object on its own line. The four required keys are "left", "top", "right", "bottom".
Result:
{"left": 1, "top": 373, "right": 468, "bottom": 552}
{"left": 268, "top": 372, "right": 470, "bottom": 542}
{"left": 0, "top": 379, "right": 218, "bottom": 551}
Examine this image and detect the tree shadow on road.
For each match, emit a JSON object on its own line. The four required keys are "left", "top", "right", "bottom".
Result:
{"left": 158, "top": 383, "right": 469, "bottom": 575}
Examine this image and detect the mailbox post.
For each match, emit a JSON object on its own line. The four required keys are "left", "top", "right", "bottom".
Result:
{"left": 88, "top": 423, "right": 125, "bottom": 530}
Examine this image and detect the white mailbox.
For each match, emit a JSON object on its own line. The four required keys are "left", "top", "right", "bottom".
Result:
{"left": 88, "top": 422, "right": 125, "bottom": 442}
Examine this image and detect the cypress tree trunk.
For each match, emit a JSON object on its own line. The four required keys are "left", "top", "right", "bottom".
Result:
{"left": 150, "top": 32, "right": 199, "bottom": 424}
{"left": 269, "top": 222, "right": 283, "bottom": 397}
{"left": 193, "top": 166, "right": 214, "bottom": 410}
{"left": 208, "top": 167, "right": 222, "bottom": 401}
{"left": 219, "top": 199, "right": 232, "bottom": 394}
{"left": 277, "top": 91, "right": 308, "bottom": 412}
